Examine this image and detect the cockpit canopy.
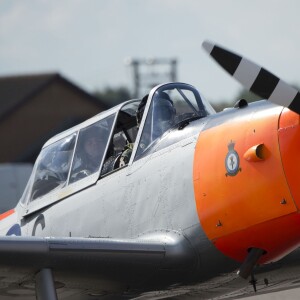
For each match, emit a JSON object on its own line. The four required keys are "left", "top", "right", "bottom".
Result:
{"left": 22, "top": 83, "right": 214, "bottom": 209}
{"left": 135, "top": 83, "right": 214, "bottom": 158}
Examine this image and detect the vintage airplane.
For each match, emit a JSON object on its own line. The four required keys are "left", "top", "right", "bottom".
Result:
{"left": 0, "top": 40, "right": 300, "bottom": 300}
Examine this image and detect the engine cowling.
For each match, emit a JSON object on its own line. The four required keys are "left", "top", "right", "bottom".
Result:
{"left": 193, "top": 103, "right": 300, "bottom": 265}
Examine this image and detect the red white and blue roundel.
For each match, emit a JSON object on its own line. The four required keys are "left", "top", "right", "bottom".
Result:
{"left": 6, "top": 223, "right": 21, "bottom": 236}
{"left": 0, "top": 209, "right": 21, "bottom": 236}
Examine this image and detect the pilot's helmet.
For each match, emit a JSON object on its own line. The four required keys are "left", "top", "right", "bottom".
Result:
{"left": 151, "top": 91, "right": 176, "bottom": 140}
{"left": 82, "top": 126, "right": 103, "bottom": 143}
{"left": 155, "top": 91, "right": 176, "bottom": 125}
{"left": 80, "top": 125, "right": 107, "bottom": 157}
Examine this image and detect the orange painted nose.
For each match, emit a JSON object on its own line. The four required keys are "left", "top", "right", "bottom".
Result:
{"left": 193, "top": 105, "right": 300, "bottom": 265}
{"left": 278, "top": 108, "right": 300, "bottom": 210}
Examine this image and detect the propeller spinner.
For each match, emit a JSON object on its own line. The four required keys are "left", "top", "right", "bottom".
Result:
{"left": 202, "top": 41, "right": 300, "bottom": 114}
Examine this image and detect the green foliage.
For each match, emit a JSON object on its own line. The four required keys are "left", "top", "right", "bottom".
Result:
{"left": 94, "top": 87, "right": 132, "bottom": 108}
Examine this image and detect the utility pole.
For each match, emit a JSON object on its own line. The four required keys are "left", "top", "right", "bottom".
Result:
{"left": 125, "top": 58, "right": 178, "bottom": 98}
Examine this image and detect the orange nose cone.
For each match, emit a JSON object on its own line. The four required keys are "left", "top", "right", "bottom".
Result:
{"left": 279, "top": 108, "right": 300, "bottom": 209}
{"left": 194, "top": 105, "right": 300, "bottom": 265}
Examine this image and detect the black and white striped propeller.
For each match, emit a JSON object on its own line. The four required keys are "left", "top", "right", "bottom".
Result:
{"left": 202, "top": 41, "right": 300, "bottom": 114}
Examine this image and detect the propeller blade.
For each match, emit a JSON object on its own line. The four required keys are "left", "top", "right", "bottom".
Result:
{"left": 202, "top": 40, "right": 300, "bottom": 114}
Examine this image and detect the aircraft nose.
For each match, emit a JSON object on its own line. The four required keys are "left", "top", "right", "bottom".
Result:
{"left": 193, "top": 104, "right": 300, "bottom": 267}
{"left": 278, "top": 108, "right": 300, "bottom": 209}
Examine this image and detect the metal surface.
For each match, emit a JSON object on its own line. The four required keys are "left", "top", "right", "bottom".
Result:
{"left": 1, "top": 43, "right": 300, "bottom": 299}
{"left": 238, "top": 248, "right": 265, "bottom": 279}
{"left": 35, "top": 268, "right": 58, "bottom": 300}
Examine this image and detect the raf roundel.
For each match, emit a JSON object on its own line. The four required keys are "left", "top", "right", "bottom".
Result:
{"left": 225, "top": 140, "right": 240, "bottom": 176}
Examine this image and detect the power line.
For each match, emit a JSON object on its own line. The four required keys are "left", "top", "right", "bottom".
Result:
{"left": 125, "top": 58, "right": 177, "bottom": 98}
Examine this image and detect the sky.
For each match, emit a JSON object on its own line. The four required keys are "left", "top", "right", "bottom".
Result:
{"left": 1, "top": 0, "right": 300, "bottom": 105}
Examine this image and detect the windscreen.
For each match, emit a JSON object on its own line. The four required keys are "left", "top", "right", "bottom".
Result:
{"left": 30, "top": 133, "right": 76, "bottom": 201}
{"left": 135, "top": 83, "right": 212, "bottom": 159}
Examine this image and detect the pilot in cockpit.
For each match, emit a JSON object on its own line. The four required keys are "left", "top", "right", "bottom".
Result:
{"left": 120, "top": 91, "right": 176, "bottom": 165}
{"left": 137, "top": 91, "right": 176, "bottom": 154}
{"left": 70, "top": 126, "right": 106, "bottom": 182}
{"left": 82, "top": 130, "right": 103, "bottom": 171}
{"left": 151, "top": 91, "right": 176, "bottom": 140}
{"left": 118, "top": 94, "right": 148, "bottom": 167}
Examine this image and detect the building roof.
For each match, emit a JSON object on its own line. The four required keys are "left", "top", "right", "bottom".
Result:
{"left": 0, "top": 73, "right": 104, "bottom": 120}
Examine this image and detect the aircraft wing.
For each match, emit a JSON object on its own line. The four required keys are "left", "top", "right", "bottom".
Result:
{"left": 0, "top": 231, "right": 196, "bottom": 299}
{"left": 0, "top": 233, "right": 282, "bottom": 300}
{"left": 2, "top": 234, "right": 299, "bottom": 300}
{"left": 0, "top": 232, "right": 195, "bottom": 269}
